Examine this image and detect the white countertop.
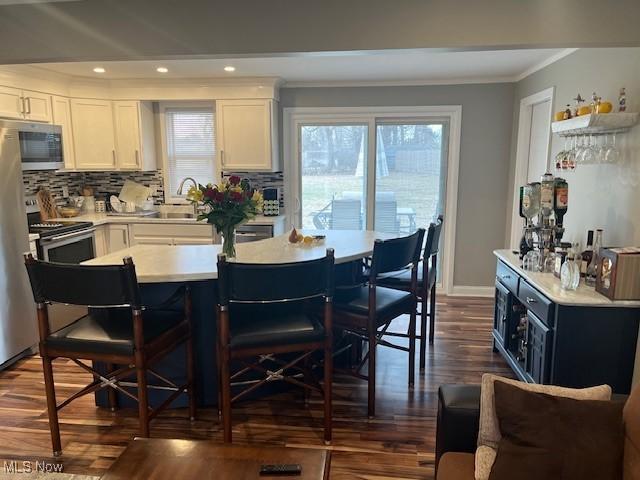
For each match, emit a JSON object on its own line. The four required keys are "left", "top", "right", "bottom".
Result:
{"left": 494, "top": 249, "right": 640, "bottom": 307}
{"left": 28, "top": 233, "right": 39, "bottom": 241}
{"left": 85, "top": 230, "right": 396, "bottom": 283}
{"left": 53, "top": 212, "right": 286, "bottom": 227}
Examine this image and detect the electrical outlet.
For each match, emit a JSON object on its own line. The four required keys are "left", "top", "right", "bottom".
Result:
{"left": 62, "top": 186, "right": 69, "bottom": 198}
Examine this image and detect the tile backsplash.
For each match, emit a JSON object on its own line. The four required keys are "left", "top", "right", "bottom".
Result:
{"left": 23, "top": 169, "right": 284, "bottom": 208}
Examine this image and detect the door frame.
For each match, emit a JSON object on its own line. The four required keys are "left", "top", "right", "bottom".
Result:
{"left": 283, "top": 105, "right": 462, "bottom": 295}
{"left": 509, "top": 87, "right": 555, "bottom": 249}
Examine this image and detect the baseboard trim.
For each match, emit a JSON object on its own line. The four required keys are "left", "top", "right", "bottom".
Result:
{"left": 449, "top": 285, "right": 494, "bottom": 297}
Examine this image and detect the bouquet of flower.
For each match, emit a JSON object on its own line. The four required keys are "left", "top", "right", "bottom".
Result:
{"left": 187, "top": 175, "right": 263, "bottom": 257}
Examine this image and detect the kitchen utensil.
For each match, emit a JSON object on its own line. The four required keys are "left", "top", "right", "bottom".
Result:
{"left": 110, "top": 195, "right": 123, "bottom": 213}
{"left": 70, "top": 196, "right": 85, "bottom": 209}
{"left": 36, "top": 189, "right": 58, "bottom": 220}
{"left": 83, "top": 195, "right": 95, "bottom": 213}
{"left": 125, "top": 201, "right": 137, "bottom": 213}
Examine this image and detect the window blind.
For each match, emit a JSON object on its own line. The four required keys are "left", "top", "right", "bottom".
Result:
{"left": 165, "top": 107, "right": 216, "bottom": 198}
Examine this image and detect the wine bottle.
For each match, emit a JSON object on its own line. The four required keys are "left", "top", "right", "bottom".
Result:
{"left": 580, "top": 230, "right": 594, "bottom": 277}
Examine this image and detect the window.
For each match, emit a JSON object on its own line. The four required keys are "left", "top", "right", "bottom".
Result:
{"left": 161, "top": 104, "right": 216, "bottom": 202}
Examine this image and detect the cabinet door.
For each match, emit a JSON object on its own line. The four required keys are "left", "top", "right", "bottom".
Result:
{"left": 217, "top": 99, "right": 275, "bottom": 171}
{"left": 525, "top": 311, "right": 552, "bottom": 384}
{"left": 94, "top": 226, "right": 108, "bottom": 257}
{"left": 113, "top": 101, "right": 142, "bottom": 170}
{"left": 23, "top": 90, "right": 52, "bottom": 123}
{"left": 52, "top": 96, "right": 75, "bottom": 170}
{"left": 494, "top": 281, "right": 511, "bottom": 348}
{"left": 0, "top": 85, "right": 24, "bottom": 120}
{"left": 71, "top": 99, "right": 116, "bottom": 170}
{"left": 107, "top": 225, "right": 130, "bottom": 252}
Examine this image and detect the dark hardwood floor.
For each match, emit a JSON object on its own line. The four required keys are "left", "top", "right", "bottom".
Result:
{"left": 0, "top": 296, "right": 513, "bottom": 479}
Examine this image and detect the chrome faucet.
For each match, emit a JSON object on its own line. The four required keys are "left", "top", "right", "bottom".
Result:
{"left": 177, "top": 177, "right": 198, "bottom": 196}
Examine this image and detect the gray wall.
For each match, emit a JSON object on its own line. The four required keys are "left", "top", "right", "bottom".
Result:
{"left": 280, "top": 84, "right": 515, "bottom": 287}
{"left": 506, "top": 48, "right": 640, "bottom": 249}
{"left": 1, "top": 0, "right": 640, "bottom": 64}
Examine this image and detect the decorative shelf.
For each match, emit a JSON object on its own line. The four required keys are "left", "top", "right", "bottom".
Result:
{"left": 551, "top": 112, "right": 639, "bottom": 136}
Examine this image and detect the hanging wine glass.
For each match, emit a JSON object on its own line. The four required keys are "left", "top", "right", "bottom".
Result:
{"left": 580, "top": 134, "right": 597, "bottom": 164}
{"left": 597, "top": 134, "right": 609, "bottom": 163}
{"left": 605, "top": 133, "right": 620, "bottom": 163}
{"left": 566, "top": 135, "right": 577, "bottom": 170}
{"left": 556, "top": 136, "right": 570, "bottom": 171}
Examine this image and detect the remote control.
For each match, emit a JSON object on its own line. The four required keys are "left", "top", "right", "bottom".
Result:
{"left": 259, "top": 464, "right": 302, "bottom": 476}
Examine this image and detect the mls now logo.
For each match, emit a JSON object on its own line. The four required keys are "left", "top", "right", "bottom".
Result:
{"left": 4, "top": 460, "right": 64, "bottom": 473}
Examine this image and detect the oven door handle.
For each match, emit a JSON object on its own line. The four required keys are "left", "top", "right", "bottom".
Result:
{"left": 42, "top": 228, "right": 96, "bottom": 243}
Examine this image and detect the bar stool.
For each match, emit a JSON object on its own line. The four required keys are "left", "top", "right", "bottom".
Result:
{"left": 378, "top": 215, "right": 443, "bottom": 369}
{"left": 333, "top": 229, "right": 425, "bottom": 417}
{"left": 216, "top": 249, "right": 335, "bottom": 443}
{"left": 24, "top": 254, "right": 196, "bottom": 456}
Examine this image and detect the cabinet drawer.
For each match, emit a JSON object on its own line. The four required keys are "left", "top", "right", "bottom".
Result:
{"left": 496, "top": 260, "right": 519, "bottom": 294}
{"left": 518, "top": 280, "right": 554, "bottom": 327}
{"left": 131, "top": 223, "right": 214, "bottom": 239}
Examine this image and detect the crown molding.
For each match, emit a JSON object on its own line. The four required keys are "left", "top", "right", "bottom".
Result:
{"left": 514, "top": 48, "right": 579, "bottom": 82}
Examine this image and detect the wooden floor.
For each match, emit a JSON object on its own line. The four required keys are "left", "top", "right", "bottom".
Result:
{"left": 0, "top": 296, "right": 513, "bottom": 479}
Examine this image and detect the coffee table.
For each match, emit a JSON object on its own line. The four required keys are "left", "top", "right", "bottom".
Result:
{"left": 101, "top": 438, "right": 330, "bottom": 479}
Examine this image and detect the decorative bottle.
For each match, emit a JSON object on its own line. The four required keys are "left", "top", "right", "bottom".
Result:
{"left": 585, "top": 229, "right": 603, "bottom": 287}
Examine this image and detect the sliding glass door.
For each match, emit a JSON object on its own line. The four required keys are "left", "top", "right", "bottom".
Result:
{"left": 297, "top": 116, "right": 448, "bottom": 236}
{"left": 299, "top": 124, "right": 368, "bottom": 230}
{"left": 374, "top": 122, "right": 448, "bottom": 233}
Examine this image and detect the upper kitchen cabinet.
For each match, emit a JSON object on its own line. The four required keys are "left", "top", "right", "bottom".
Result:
{"left": 0, "top": 85, "right": 52, "bottom": 123}
{"left": 70, "top": 98, "right": 117, "bottom": 170}
{"left": 216, "top": 99, "right": 280, "bottom": 172}
{"left": 51, "top": 96, "right": 75, "bottom": 170}
{"left": 113, "top": 101, "right": 157, "bottom": 171}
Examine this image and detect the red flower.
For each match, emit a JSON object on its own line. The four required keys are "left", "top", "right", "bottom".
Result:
{"left": 230, "top": 191, "right": 243, "bottom": 202}
{"left": 204, "top": 188, "right": 216, "bottom": 200}
{"left": 229, "top": 175, "right": 241, "bottom": 186}
{"left": 214, "top": 191, "right": 225, "bottom": 202}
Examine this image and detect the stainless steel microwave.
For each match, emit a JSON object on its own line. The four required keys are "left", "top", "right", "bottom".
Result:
{"left": 16, "top": 122, "right": 63, "bottom": 171}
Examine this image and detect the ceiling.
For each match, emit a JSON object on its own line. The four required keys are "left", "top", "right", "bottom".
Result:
{"left": 34, "top": 48, "right": 573, "bottom": 85}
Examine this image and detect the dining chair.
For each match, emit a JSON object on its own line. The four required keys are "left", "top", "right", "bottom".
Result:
{"left": 333, "top": 228, "right": 425, "bottom": 417}
{"left": 378, "top": 215, "right": 444, "bottom": 369}
{"left": 330, "top": 198, "right": 363, "bottom": 230}
{"left": 23, "top": 254, "right": 196, "bottom": 456}
{"left": 216, "top": 250, "right": 335, "bottom": 443}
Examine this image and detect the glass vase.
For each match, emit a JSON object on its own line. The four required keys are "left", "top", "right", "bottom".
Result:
{"left": 221, "top": 226, "right": 236, "bottom": 258}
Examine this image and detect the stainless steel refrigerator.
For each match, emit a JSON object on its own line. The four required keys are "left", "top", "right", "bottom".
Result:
{"left": 0, "top": 122, "right": 38, "bottom": 368}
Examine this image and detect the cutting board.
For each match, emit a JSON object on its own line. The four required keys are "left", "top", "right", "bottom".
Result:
{"left": 118, "top": 180, "right": 151, "bottom": 208}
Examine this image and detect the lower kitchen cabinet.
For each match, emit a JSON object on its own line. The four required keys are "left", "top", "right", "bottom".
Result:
{"left": 94, "top": 225, "right": 108, "bottom": 257}
{"left": 129, "top": 222, "right": 218, "bottom": 246}
{"left": 493, "top": 253, "right": 640, "bottom": 394}
{"left": 107, "top": 224, "right": 130, "bottom": 252}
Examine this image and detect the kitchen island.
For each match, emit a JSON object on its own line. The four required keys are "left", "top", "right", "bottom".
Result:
{"left": 85, "top": 230, "right": 396, "bottom": 408}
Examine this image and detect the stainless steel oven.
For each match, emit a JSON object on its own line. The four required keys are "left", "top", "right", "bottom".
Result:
{"left": 18, "top": 122, "right": 63, "bottom": 171}
{"left": 39, "top": 228, "right": 96, "bottom": 263}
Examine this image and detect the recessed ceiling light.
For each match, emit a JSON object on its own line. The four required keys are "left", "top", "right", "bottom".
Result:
{"left": 156, "top": 67, "right": 168, "bottom": 73}
{"left": 93, "top": 67, "right": 105, "bottom": 73}
{"left": 224, "top": 66, "right": 236, "bottom": 72}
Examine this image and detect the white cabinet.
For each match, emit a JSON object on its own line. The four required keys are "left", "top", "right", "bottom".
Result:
{"left": 107, "top": 224, "right": 130, "bottom": 252}
{"left": 52, "top": 96, "right": 75, "bottom": 170}
{"left": 130, "top": 222, "right": 217, "bottom": 246}
{"left": 70, "top": 98, "right": 117, "bottom": 170}
{"left": 216, "top": 99, "right": 280, "bottom": 172}
{"left": 113, "top": 101, "right": 156, "bottom": 171}
{"left": 0, "top": 86, "right": 52, "bottom": 123}
{"left": 94, "top": 225, "right": 108, "bottom": 257}
{"left": 24, "top": 90, "right": 53, "bottom": 123}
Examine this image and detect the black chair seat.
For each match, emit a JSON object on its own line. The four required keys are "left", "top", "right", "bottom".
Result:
{"left": 229, "top": 306, "right": 325, "bottom": 350}
{"left": 335, "top": 285, "right": 413, "bottom": 321}
{"left": 47, "top": 308, "right": 183, "bottom": 356}
{"left": 377, "top": 262, "right": 436, "bottom": 291}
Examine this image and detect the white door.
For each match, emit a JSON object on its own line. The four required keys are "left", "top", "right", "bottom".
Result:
{"left": 510, "top": 88, "right": 554, "bottom": 248}
{"left": 217, "top": 99, "right": 274, "bottom": 171}
{"left": 526, "top": 100, "right": 552, "bottom": 182}
{"left": 23, "top": 90, "right": 52, "bottom": 123}
{"left": 113, "top": 101, "right": 142, "bottom": 170}
{"left": 71, "top": 98, "right": 116, "bottom": 170}
{"left": 52, "top": 96, "right": 75, "bottom": 169}
{"left": 0, "top": 85, "right": 24, "bottom": 120}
